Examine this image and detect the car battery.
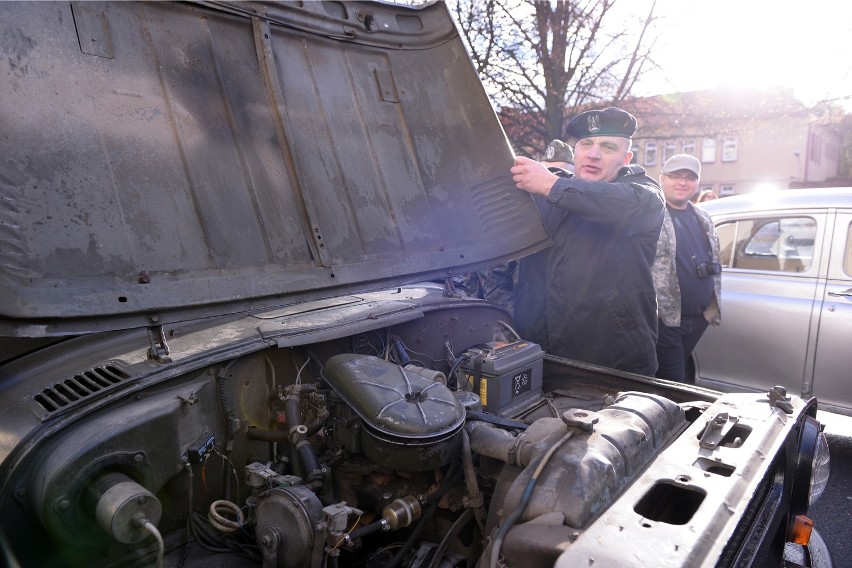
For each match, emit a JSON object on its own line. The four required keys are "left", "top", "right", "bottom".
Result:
{"left": 460, "top": 340, "right": 543, "bottom": 417}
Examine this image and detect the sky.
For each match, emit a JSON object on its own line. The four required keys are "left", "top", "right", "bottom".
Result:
{"left": 631, "top": 0, "right": 852, "bottom": 109}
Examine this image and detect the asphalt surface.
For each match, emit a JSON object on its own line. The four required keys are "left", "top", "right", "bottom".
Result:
{"left": 809, "top": 411, "right": 852, "bottom": 568}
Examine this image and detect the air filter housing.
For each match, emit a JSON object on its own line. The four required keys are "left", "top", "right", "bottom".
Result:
{"left": 324, "top": 354, "right": 465, "bottom": 471}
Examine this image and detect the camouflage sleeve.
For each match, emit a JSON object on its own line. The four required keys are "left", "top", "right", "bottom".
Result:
{"left": 652, "top": 211, "right": 681, "bottom": 328}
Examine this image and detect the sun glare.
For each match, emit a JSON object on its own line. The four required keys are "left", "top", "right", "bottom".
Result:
{"left": 640, "top": 0, "right": 852, "bottom": 108}
{"left": 751, "top": 183, "right": 780, "bottom": 194}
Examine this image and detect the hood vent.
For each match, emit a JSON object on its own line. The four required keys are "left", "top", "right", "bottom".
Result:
{"left": 27, "top": 364, "right": 133, "bottom": 421}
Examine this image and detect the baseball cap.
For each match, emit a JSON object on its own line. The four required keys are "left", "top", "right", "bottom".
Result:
{"left": 661, "top": 154, "right": 701, "bottom": 177}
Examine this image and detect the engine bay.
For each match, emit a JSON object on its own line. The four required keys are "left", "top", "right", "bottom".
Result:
{"left": 0, "top": 2, "right": 829, "bottom": 565}
{"left": 0, "top": 291, "right": 820, "bottom": 568}
{"left": 0, "top": 296, "right": 702, "bottom": 568}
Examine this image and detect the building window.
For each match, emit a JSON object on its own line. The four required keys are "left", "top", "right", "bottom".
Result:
{"left": 682, "top": 139, "right": 695, "bottom": 156}
{"left": 720, "top": 184, "right": 735, "bottom": 197}
{"left": 722, "top": 137, "right": 738, "bottom": 162}
{"left": 645, "top": 141, "right": 657, "bottom": 166}
{"left": 663, "top": 141, "right": 676, "bottom": 163}
{"left": 630, "top": 143, "right": 640, "bottom": 164}
{"left": 701, "top": 138, "right": 716, "bottom": 163}
{"left": 810, "top": 132, "right": 822, "bottom": 164}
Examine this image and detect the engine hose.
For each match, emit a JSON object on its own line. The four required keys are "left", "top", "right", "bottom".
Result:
{"left": 207, "top": 500, "right": 243, "bottom": 534}
{"left": 185, "top": 463, "right": 232, "bottom": 554}
{"left": 465, "top": 421, "right": 534, "bottom": 467}
{"left": 288, "top": 441, "right": 305, "bottom": 479}
{"left": 466, "top": 410, "right": 528, "bottom": 431}
{"left": 387, "top": 461, "right": 463, "bottom": 568}
{"left": 392, "top": 336, "right": 411, "bottom": 366}
{"left": 488, "top": 430, "right": 574, "bottom": 568}
{"left": 246, "top": 428, "right": 289, "bottom": 443}
{"left": 347, "top": 519, "right": 386, "bottom": 541}
{"left": 295, "top": 440, "right": 321, "bottom": 477}
{"left": 284, "top": 396, "right": 302, "bottom": 436}
{"left": 304, "top": 416, "right": 326, "bottom": 438}
{"left": 284, "top": 393, "right": 323, "bottom": 484}
{"left": 461, "top": 429, "right": 486, "bottom": 533}
{"left": 247, "top": 428, "right": 323, "bottom": 471}
{"left": 447, "top": 356, "right": 466, "bottom": 390}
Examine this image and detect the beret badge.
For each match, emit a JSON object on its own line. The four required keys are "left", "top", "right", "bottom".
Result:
{"left": 588, "top": 114, "right": 601, "bottom": 133}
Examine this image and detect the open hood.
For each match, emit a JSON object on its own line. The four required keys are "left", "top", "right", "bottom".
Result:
{"left": 0, "top": 1, "right": 549, "bottom": 337}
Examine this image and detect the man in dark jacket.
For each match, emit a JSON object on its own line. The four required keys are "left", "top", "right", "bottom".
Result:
{"left": 508, "top": 107, "right": 665, "bottom": 375}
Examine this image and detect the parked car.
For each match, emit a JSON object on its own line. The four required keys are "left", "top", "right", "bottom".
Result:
{"left": 0, "top": 2, "right": 831, "bottom": 568}
{"left": 693, "top": 187, "right": 852, "bottom": 416}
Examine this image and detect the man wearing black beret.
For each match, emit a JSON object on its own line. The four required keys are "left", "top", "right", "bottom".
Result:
{"left": 509, "top": 107, "right": 665, "bottom": 375}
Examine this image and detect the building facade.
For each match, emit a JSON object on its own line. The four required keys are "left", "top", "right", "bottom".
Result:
{"left": 621, "top": 88, "right": 842, "bottom": 197}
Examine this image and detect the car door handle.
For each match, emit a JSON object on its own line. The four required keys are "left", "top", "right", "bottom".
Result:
{"left": 828, "top": 288, "right": 852, "bottom": 297}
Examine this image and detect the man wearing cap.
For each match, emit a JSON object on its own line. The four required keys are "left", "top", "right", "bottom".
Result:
{"left": 652, "top": 154, "right": 722, "bottom": 381}
{"left": 541, "top": 139, "right": 575, "bottom": 173}
{"left": 509, "top": 107, "right": 665, "bottom": 375}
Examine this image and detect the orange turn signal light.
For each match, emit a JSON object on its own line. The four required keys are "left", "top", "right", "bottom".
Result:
{"left": 788, "top": 514, "right": 814, "bottom": 545}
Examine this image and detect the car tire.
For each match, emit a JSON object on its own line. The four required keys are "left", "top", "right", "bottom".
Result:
{"left": 783, "top": 528, "right": 834, "bottom": 568}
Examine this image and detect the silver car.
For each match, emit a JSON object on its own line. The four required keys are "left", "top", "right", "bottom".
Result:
{"left": 693, "top": 187, "right": 852, "bottom": 416}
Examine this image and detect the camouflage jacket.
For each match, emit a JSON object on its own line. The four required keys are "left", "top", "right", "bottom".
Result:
{"left": 652, "top": 203, "right": 722, "bottom": 328}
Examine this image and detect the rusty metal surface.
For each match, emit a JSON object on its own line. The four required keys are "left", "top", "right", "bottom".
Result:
{"left": 0, "top": 1, "right": 548, "bottom": 335}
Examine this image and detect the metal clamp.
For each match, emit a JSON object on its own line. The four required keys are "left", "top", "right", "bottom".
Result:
{"left": 698, "top": 411, "right": 739, "bottom": 450}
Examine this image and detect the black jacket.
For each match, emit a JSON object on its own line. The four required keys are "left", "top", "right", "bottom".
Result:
{"left": 511, "top": 165, "right": 665, "bottom": 375}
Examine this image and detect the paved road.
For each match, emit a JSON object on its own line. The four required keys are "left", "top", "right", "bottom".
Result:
{"left": 810, "top": 411, "right": 852, "bottom": 568}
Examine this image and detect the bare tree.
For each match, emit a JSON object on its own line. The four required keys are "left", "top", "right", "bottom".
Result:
{"left": 451, "top": 0, "right": 660, "bottom": 156}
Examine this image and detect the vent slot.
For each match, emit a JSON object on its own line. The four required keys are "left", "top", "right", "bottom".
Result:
{"left": 634, "top": 481, "right": 706, "bottom": 525}
{"left": 27, "top": 364, "right": 133, "bottom": 420}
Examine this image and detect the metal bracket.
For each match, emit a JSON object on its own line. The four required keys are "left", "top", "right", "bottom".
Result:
{"left": 767, "top": 385, "right": 794, "bottom": 414}
{"left": 147, "top": 324, "right": 172, "bottom": 363}
{"left": 698, "top": 411, "right": 739, "bottom": 450}
{"left": 245, "top": 462, "right": 302, "bottom": 489}
{"left": 177, "top": 383, "right": 207, "bottom": 409}
{"left": 443, "top": 276, "right": 461, "bottom": 298}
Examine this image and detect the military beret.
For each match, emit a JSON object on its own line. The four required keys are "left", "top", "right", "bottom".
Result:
{"left": 543, "top": 139, "right": 574, "bottom": 164}
{"left": 565, "top": 107, "right": 637, "bottom": 140}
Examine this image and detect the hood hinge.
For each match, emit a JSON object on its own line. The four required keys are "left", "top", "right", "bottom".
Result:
{"left": 147, "top": 324, "right": 172, "bottom": 364}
